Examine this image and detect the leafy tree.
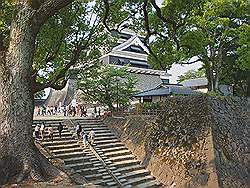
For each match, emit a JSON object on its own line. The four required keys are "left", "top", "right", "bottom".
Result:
{"left": 0, "top": 0, "right": 137, "bottom": 185}
{"left": 140, "top": 0, "right": 249, "bottom": 94}
{"left": 78, "top": 63, "right": 137, "bottom": 110}
{"left": 178, "top": 69, "right": 205, "bottom": 82}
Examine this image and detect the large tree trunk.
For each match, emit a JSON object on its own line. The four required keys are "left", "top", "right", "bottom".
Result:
{"left": 0, "top": 3, "right": 63, "bottom": 185}
{"left": 206, "top": 65, "right": 214, "bottom": 92}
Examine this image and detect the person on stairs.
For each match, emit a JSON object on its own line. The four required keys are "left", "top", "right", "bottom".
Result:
{"left": 57, "top": 122, "right": 64, "bottom": 138}
{"left": 48, "top": 126, "right": 54, "bottom": 142}
{"left": 34, "top": 124, "right": 40, "bottom": 139}
{"left": 88, "top": 129, "right": 95, "bottom": 145}
{"left": 76, "top": 122, "right": 82, "bottom": 139}
{"left": 81, "top": 131, "right": 88, "bottom": 148}
{"left": 40, "top": 122, "right": 45, "bottom": 140}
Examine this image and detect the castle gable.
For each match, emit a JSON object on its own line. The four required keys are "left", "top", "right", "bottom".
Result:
{"left": 113, "top": 36, "right": 149, "bottom": 54}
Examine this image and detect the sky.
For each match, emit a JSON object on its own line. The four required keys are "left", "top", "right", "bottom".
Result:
{"left": 156, "top": 0, "right": 164, "bottom": 6}
{"left": 168, "top": 62, "right": 203, "bottom": 83}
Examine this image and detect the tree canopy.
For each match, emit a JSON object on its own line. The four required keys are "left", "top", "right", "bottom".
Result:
{"left": 178, "top": 69, "right": 205, "bottom": 82}
{"left": 78, "top": 63, "right": 137, "bottom": 110}
{"left": 139, "top": 0, "right": 249, "bottom": 95}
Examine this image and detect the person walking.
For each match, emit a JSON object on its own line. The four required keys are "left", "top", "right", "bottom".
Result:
{"left": 98, "top": 108, "right": 101, "bottom": 118}
{"left": 57, "top": 122, "right": 63, "bottom": 138}
{"left": 81, "top": 131, "right": 88, "bottom": 148}
{"left": 88, "top": 129, "right": 95, "bottom": 145}
{"left": 40, "top": 122, "right": 45, "bottom": 140}
{"left": 76, "top": 123, "right": 82, "bottom": 139}
{"left": 63, "top": 105, "right": 67, "bottom": 116}
{"left": 94, "top": 107, "right": 97, "bottom": 118}
{"left": 48, "top": 126, "right": 54, "bottom": 142}
{"left": 34, "top": 124, "right": 40, "bottom": 139}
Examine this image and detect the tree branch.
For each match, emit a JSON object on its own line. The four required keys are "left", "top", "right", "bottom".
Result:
{"left": 32, "top": 0, "right": 75, "bottom": 34}
{"left": 150, "top": 0, "right": 175, "bottom": 25}
{"left": 142, "top": 0, "right": 165, "bottom": 70}
{"left": 179, "top": 58, "right": 202, "bottom": 65}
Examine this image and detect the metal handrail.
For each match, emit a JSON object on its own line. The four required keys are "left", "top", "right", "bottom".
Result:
{"left": 67, "top": 119, "right": 124, "bottom": 187}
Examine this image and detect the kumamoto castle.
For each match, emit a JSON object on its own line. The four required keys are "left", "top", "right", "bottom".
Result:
{"left": 45, "top": 29, "right": 201, "bottom": 107}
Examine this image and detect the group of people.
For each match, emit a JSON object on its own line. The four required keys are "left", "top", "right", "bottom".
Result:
{"left": 34, "top": 105, "right": 89, "bottom": 117}
{"left": 34, "top": 122, "right": 46, "bottom": 140}
{"left": 75, "top": 123, "right": 95, "bottom": 148}
{"left": 33, "top": 122, "right": 64, "bottom": 142}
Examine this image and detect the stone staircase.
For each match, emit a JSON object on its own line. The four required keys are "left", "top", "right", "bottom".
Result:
{"left": 33, "top": 118, "right": 162, "bottom": 187}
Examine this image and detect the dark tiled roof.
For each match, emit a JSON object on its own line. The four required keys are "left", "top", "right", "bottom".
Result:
{"left": 179, "top": 77, "right": 208, "bottom": 87}
{"left": 133, "top": 84, "right": 198, "bottom": 97}
{"left": 113, "top": 65, "right": 170, "bottom": 76}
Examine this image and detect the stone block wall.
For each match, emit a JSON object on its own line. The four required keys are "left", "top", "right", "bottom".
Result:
{"left": 104, "top": 96, "right": 249, "bottom": 188}
{"left": 209, "top": 98, "right": 249, "bottom": 188}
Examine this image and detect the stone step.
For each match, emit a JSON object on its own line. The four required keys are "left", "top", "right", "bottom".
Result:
{"left": 85, "top": 173, "right": 104, "bottom": 180}
{"left": 109, "top": 159, "right": 140, "bottom": 168}
{"left": 42, "top": 136, "right": 75, "bottom": 142}
{"left": 113, "top": 164, "right": 144, "bottom": 174}
{"left": 65, "top": 162, "right": 95, "bottom": 170}
{"left": 43, "top": 132, "right": 72, "bottom": 136}
{"left": 119, "top": 169, "right": 150, "bottom": 180}
{"left": 93, "top": 136, "right": 117, "bottom": 141}
{"left": 109, "top": 154, "right": 135, "bottom": 162}
{"left": 33, "top": 122, "right": 63, "bottom": 126}
{"left": 76, "top": 120, "right": 103, "bottom": 124}
{"left": 97, "top": 142, "right": 125, "bottom": 150}
{"left": 64, "top": 155, "right": 94, "bottom": 164}
{"left": 85, "top": 130, "right": 113, "bottom": 134}
{"left": 52, "top": 147, "right": 83, "bottom": 155}
{"left": 42, "top": 139, "right": 76, "bottom": 146}
{"left": 54, "top": 151, "right": 85, "bottom": 159}
{"left": 69, "top": 125, "right": 107, "bottom": 130}
{"left": 90, "top": 179, "right": 115, "bottom": 186}
{"left": 104, "top": 149, "right": 131, "bottom": 158}
{"left": 68, "top": 129, "right": 112, "bottom": 135}
{"left": 94, "top": 139, "right": 119, "bottom": 145}
{"left": 78, "top": 123, "right": 104, "bottom": 126}
{"left": 98, "top": 167, "right": 117, "bottom": 173}
{"left": 123, "top": 175, "right": 155, "bottom": 186}
{"left": 101, "top": 146, "right": 127, "bottom": 152}
{"left": 47, "top": 143, "right": 79, "bottom": 150}
{"left": 75, "top": 167, "right": 99, "bottom": 175}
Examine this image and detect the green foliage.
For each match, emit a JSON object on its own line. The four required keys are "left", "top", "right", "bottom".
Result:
{"left": 145, "top": 0, "right": 249, "bottom": 95}
{"left": 0, "top": 0, "right": 12, "bottom": 48}
{"left": 178, "top": 69, "right": 205, "bottom": 82}
{"left": 34, "top": 90, "right": 45, "bottom": 99}
{"left": 143, "top": 102, "right": 161, "bottom": 110}
{"left": 236, "top": 23, "right": 250, "bottom": 70}
{"left": 78, "top": 63, "right": 137, "bottom": 110}
{"left": 206, "top": 91, "right": 222, "bottom": 97}
{"left": 33, "top": 2, "right": 115, "bottom": 86}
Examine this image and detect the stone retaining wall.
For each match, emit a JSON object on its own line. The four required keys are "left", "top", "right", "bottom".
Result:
{"left": 209, "top": 98, "right": 249, "bottom": 188}
{"left": 104, "top": 96, "right": 249, "bottom": 188}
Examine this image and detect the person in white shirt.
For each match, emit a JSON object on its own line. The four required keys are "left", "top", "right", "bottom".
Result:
{"left": 88, "top": 129, "right": 95, "bottom": 145}
{"left": 81, "top": 131, "right": 88, "bottom": 148}
{"left": 40, "top": 122, "right": 45, "bottom": 140}
{"left": 34, "top": 124, "right": 40, "bottom": 139}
